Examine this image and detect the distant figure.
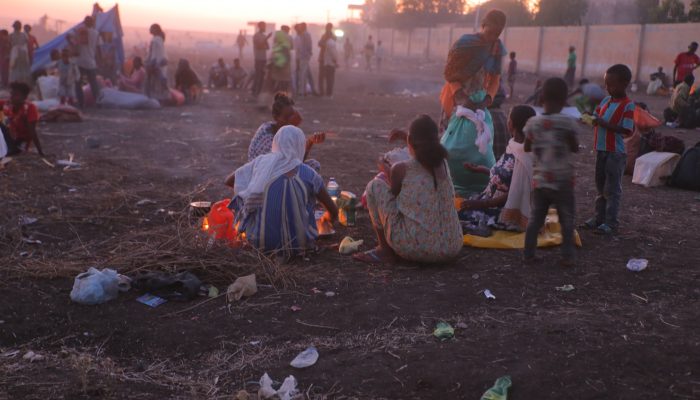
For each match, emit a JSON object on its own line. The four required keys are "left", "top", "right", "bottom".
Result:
{"left": 145, "top": 23, "right": 169, "bottom": 100}
{"left": 294, "top": 23, "right": 313, "bottom": 96}
{"left": 118, "top": 56, "right": 146, "bottom": 93}
{"left": 270, "top": 25, "right": 293, "bottom": 92}
{"left": 57, "top": 48, "right": 80, "bottom": 105}
{"left": 569, "top": 78, "right": 605, "bottom": 114}
{"left": 252, "top": 21, "right": 270, "bottom": 96}
{"left": 236, "top": 30, "right": 248, "bottom": 60}
{"left": 230, "top": 58, "right": 248, "bottom": 89}
{"left": 317, "top": 23, "right": 334, "bottom": 97}
{"left": 322, "top": 31, "right": 339, "bottom": 97}
{"left": 208, "top": 58, "right": 229, "bottom": 89}
{"left": 174, "top": 59, "right": 202, "bottom": 104}
{"left": 507, "top": 51, "right": 517, "bottom": 99}
{"left": 375, "top": 40, "right": 384, "bottom": 72}
{"left": 673, "top": 42, "right": 700, "bottom": 86}
{"left": 364, "top": 35, "right": 375, "bottom": 72}
{"left": 647, "top": 66, "right": 670, "bottom": 96}
{"left": 23, "top": 24, "right": 39, "bottom": 65}
{"left": 75, "top": 16, "right": 101, "bottom": 107}
{"left": 0, "top": 30, "right": 10, "bottom": 87}
{"left": 9, "top": 21, "right": 31, "bottom": 85}
{"left": 343, "top": 38, "right": 354, "bottom": 68}
{"left": 670, "top": 75, "right": 697, "bottom": 129}
{"left": 564, "top": 46, "right": 576, "bottom": 87}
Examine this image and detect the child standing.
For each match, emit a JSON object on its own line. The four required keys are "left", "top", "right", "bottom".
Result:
{"left": 1, "top": 82, "right": 44, "bottom": 156}
{"left": 57, "top": 48, "right": 79, "bottom": 105}
{"left": 507, "top": 51, "right": 517, "bottom": 99}
{"left": 584, "top": 64, "right": 635, "bottom": 234}
{"left": 523, "top": 78, "right": 580, "bottom": 266}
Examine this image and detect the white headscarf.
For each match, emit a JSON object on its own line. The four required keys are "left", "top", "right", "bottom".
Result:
{"left": 234, "top": 125, "right": 306, "bottom": 204}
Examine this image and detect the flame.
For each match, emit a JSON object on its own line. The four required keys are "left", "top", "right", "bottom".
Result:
{"left": 201, "top": 217, "right": 210, "bottom": 231}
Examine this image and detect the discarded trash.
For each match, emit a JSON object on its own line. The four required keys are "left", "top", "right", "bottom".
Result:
{"left": 132, "top": 271, "right": 201, "bottom": 300}
{"left": 290, "top": 346, "right": 319, "bottom": 368}
{"left": 456, "top": 322, "right": 468, "bottom": 329}
{"left": 258, "top": 373, "right": 298, "bottom": 400}
{"left": 208, "top": 286, "right": 219, "bottom": 298}
{"left": 227, "top": 274, "right": 257, "bottom": 301}
{"left": 433, "top": 322, "right": 455, "bottom": 340}
{"left": 136, "top": 199, "right": 156, "bottom": 207}
{"left": 136, "top": 294, "right": 167, "bottom": 308}
{"left": 21, "top": 237, "right": 42, "bottom": 245}
{"left": 311, "top": 287, "right": 322, "bottom": 294}
{"left": 291, "top": 305, "right": 302, "bottom": 312}
{"left": 324, "top": 291, "right": 336, "bottom": 297}
{"left": 627, "top": 258, "right": 649, "bottom": 272}
{"left": 312, "top": 119, "right": 320, "bottom": 124}
{"left": 70, "top": 267, "right": 127, "bottom": 305}
{"left": 180, "top": 112, "right": 193, "bottom": 117}
{"left": 19, "top": 216, "right": 38, "bottom": 226}
{"left": 56, "top": 153, "right": 81, "bottom": 170}
{"left": 480, "top": 375, "right": 512, "bottom": 400}
{"left": 472, "top": 273, "right": 480, "bottom": 279}
{"left": 555, "top": 284, "right": 575, "bottom": 292}
{"left": 483, "top": 289, "right": 496, "bottom": 300}
{"left": 351, "top": 113, "right": 362, "bottom": 118}
{"left": 47, "top": 206, "right": 59, "bottom": 213}
{"left": 339, "top": 236, "right": 364, "bottom": 255}
{"left": 23, "top": 351, "right": 45, "bottom": 362}
{"left": 234, "top": 390, "right": 250, "bottom": 400}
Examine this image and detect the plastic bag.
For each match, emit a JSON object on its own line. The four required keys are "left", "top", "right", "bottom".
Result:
{"left": 97, "top": 88, "right": 161, "bottom": 110}
{"left": 632, "top": 152, "right": 681, "bottom": 188}
{"left": 226, "top": 274, "right": 257, "bottom": 302}
{"left": 70, "top": 267, "right": 125, "bottom": 305}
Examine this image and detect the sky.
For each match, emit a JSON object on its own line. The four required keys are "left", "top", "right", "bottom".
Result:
{"left": 4, "top": 0, "right": 360, "bottom": 33}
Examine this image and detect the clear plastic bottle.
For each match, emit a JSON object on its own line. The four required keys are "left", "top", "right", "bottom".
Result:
{"left": 327, "top": 177, "right": 340, "bottom": 199}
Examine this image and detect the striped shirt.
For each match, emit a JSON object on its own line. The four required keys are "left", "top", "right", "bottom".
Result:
{"left": 594, "top": 96, "right": 635, "bottom": 153}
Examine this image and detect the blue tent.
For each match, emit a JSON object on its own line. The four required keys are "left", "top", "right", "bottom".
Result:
{"left": 31, "top": 5, "right": 124, "bottom": 73}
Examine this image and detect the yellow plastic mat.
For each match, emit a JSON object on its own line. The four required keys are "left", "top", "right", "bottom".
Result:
{"left": 463, "top": 209, "right": 582, "bottom": 249}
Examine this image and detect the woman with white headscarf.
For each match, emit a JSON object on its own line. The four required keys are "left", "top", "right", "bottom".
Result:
{"left": 225, "top": 125, "right": 338, "bottom": 256}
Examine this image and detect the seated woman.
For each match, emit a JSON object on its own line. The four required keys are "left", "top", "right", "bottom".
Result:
{"left": 354, "top": 115, "right": 463, "bottom": 265}
{"left": 248, "top": 92, "right": 325, "bottom": 172}
{"left": 118, "top": 56, "right": 146, "bottom": 93}
{"left": 225, "top": 126, "right": 338, "bottom": 257}
{"left": 459, "top": 105, "right": 536, "bottom": 232}
{"left": 174, "top": 59, "right": 203, "bottom": 104}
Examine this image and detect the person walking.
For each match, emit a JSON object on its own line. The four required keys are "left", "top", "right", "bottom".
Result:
{"left": 9, "top": 21, "right": 31, "bottom": 86}
{"left": 322, "top": 32, "right": 339, "bottom": 97}
{"left": 294, "top": 23, "right": 313, "bottom": 96}
{"left": 564, "top": 46, "right": 576, "bottom": 87}
{"left": 75, "top": 16, "right": 101, "bottom": 107}
{"left": 317, "top": 23, "right": 333, "bottom": 96}
{"left": 236, "top": 30, "right": 248, "bottom": 60}
{"left": 364, "top": 35, "right": 375, "bottom": 72}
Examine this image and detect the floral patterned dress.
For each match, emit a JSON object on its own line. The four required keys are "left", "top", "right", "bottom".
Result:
{"left": 458, "top": 152, "right": 515, "bottom": 228}
{"left": 365, "top": 158, "right": 463, "bottom": 263}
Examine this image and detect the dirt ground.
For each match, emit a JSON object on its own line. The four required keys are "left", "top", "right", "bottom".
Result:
{"left": 2, "top": 62, "right": 700, "bottom": 400}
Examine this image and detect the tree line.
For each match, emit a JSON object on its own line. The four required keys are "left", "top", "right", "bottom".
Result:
{"left": 362, "top": 0, "right": 700, "bottom": 28}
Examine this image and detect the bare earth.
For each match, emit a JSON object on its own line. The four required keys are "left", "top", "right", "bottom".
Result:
{"left": 1, "top": 64, "right": 700, "bottom": 399}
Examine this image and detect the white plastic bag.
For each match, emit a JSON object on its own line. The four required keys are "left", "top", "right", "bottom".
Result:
{"left": 70, "top": 267, "right": 123, "bottom": 305}
{"left": 632, "top": 152, "right": 681, "bottom": 188}
{"left": 36, "top": 76, "right": 59, "bottom": 100}
{"left": 97, "top": 88, "right": 161, "bottom": 110}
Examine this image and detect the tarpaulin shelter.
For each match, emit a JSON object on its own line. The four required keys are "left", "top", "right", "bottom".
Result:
{"left": 31, "top": 4, "right": 124, "bottom": 73}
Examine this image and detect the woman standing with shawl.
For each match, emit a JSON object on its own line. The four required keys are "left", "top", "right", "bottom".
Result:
{"left": 225, "top": 126, "right": 338, "bottom": 257}
{"left": 270, "top": 26, "right": 293, "bottom": 92}
{"left": 440, "top": 10, "right": 507, "bottom": 196}
{"left": 145, "top": 24, "right": 169, "bottom": 100}
{"left": 9, "top": 21, "right": 31, "bottom": 85}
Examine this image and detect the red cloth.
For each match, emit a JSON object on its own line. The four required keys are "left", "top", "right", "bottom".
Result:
{"left": 1, "top": 101, "right": 39, "bottom": 141}
{"left": 674, "top": 52, "right": 700, "bottom": 82}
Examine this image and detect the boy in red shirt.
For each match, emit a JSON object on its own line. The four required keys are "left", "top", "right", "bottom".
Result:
{"left": 1, "top": 82, "right": 44, "bottom": 156}
{"left": 673, "top": 42, "right": 700, "bottom": 86}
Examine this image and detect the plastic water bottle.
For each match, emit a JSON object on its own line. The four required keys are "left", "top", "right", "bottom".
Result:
{"left": 327, "top": 178, "right": 340, "bottom": 199}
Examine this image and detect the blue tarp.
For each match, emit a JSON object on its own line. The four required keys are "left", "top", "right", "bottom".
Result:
{"left": 31, "top": 5, "right": 124, "bottom": 73}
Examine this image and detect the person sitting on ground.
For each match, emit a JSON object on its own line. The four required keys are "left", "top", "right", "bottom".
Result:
{"left": 174, "top": 59, "right": 202, "bottom": 104}
{"left": 669, "top": 75, "right": 698, "bottom": 129}
{"left": 354, "top": 115, "right": 463, "bottom": 265}
{"left": 1, "top": 82, "right": 44, "bottom": 156}
{"left": 647, "top": 66, "right": 670, "bottom": 96}
{"left": 458, "top": 105, "right": 536, "bottom": 233}
{"left": 224, "top": 125, "right": 338, "bottom": 257}
{"left": 523, "top": 78, "right": 580, "bottom": 266}
{"left": 208, "top": 58, "right": 229, "bottom": 89}
{"left": 118, "top": 56, "right": 146, "bottom": 93}
{"left": 248, "top": 92, "right": 325, "bottom": 172}
{"left": 569, "top": 78, "right": 605, "bottom": 114}
{"left": 229, "top": 58, "right": 248, "bottom": 89}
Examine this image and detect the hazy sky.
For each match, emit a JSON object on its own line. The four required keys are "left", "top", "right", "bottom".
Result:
{"left": 6, "top": 0, "right": 359, "bottom": 33}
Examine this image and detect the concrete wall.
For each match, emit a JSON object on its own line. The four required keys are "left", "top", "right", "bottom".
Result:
{"left": 358, "top": 22, "right": 700, "bottom": 83}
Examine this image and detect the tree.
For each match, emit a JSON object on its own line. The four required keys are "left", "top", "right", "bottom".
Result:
{"left": 363, "top": 0, "right": 398, "bottom": 28}
{"left": 637, "top": 0, "right": 662, "bottom": 23}
{"left": 534, "top": 0, "right": 589, "bottom": 26}
{"left": 689, "top": 0, "right": 700, "bottom": 22}
{"left": 477, "top": 0, "right": 533, "bottom": 26}
{"left": 658, "top": 0, "right": 687, "bottom": 22}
